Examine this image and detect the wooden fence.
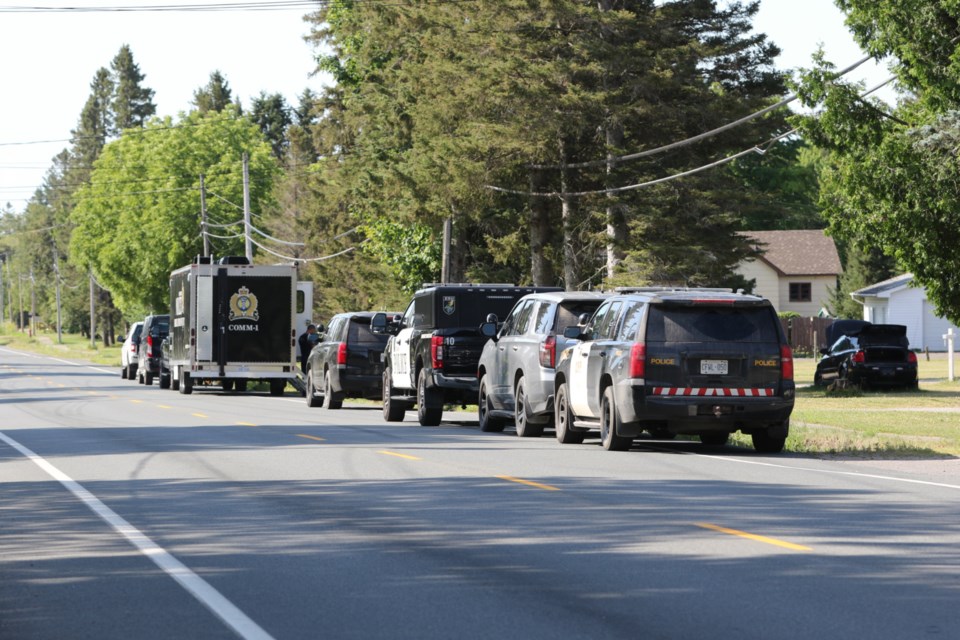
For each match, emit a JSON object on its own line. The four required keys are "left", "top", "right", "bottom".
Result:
{"left": 779, "top": 316, "right": 833, "bottom": 356}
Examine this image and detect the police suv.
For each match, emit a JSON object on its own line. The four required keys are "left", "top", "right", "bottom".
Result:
{"left": 554, "top": 287, "right": 795, "bottom": 452}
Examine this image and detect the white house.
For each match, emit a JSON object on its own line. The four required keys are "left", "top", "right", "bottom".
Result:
{"left": 851, "top": 274, "right": 957, "bottom": 351}
{"left": 735, "top": 230, "right": 842, "bottom": 316}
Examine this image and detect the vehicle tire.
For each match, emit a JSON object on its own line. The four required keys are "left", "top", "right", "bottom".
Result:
{"left": 178, "top": 371, "right": 192, "bottom": 395}
{"left": 171, "top": 369, "right": 180, "bottom": 392}
{"left": 700, "top": 432, "right": 729, "bottom": 447}
{"left": 221, "top": 379, "right": 234, "bottom": 392}
{"left": 600, "top": 386, "right": 631, "bottom": 451}
{"left": 144, "top": 370, "right": 154, "bottom": 386}
{"left": 513, "top": 377, "right": 544, "bottom": 437}
{"left": 322, "top": 371, "right": 343, "bottom": 410}
{"left": 478, "top": 374, "right": 505, "bottom": 432}
{"left": 128, "top": 364, "right": 137, "bottom": 381}
{"left": 813, "top": 370, "right": 824, "bottom": 387}
{"left": 382, "top": 368, "right": 405, "bottom": 422}
{"left": 305, "top": 370, "right": 321, "bottom": 408}
{"left": 752, "top": 420, "right": 788, "bottom": 453}
{"left": 555, "top": 383, "right": 585, "bottom": 445}
{"left": 236, "top": 379, "right": 247, "bottom": 392}
{"left": 417, "top": 369, "right": 443, "bottom": 426}
{"left": 121, "top": 366, "right": 128, "bottom": 379}
{"left": 269, "top": 380, "right": 286, "bottom": 396}
{"left": 137, "top": 369, "right": 144, "bottom": 384}
{"left": 159, "top": 372, "right": 170, "bottom": 390}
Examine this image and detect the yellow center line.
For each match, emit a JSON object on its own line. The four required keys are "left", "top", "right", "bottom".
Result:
{"left": 129, "top": 399, "right": 143, "bottom": 404}
{"left": 192, "top": 413, "right": 208, "bottom": 418}
{"left": 237, "top": 421, "right": 258, "bottom": 427}
{"left": 694, "top": 522, "right": 811, "bottom": 551}
{"left": 157, "top": 405, "right": 173, "bottom": 409}
{"left": 496, "top": 475, "right": 560, "bottom": 492}
{"left": 378, "top": 450, "right": 420, "bottom": 460}
{"left": 297, "top": 434, "right": 326, "bottom": 442}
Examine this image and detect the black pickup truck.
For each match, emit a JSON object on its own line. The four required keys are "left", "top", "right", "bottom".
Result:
{"left": 373, "top": 283, "right": 561, "bottom": 426}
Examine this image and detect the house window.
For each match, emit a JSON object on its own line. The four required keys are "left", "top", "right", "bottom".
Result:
{"left": 789, "top": 282, "right": 812, "bottom": 302}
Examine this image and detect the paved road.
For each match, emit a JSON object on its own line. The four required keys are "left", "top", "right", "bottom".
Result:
{"left": 2, "top": 347, "right": 959, "bottom": 639}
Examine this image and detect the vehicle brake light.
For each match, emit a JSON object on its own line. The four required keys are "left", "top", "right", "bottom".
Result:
{"left": 431, "top": 335, "right": 444, "bottom": 370}
{"left": 780, "top": 344, "right": 794, "bottom": 381}
{"left": 539, "top": 335, "right": 556, "bottom": 368}
{"left": 852, "top": 350, "right": 866, "bottom": 364}
{"left": 146, "top": 334, "right": 154, "bottom": 358}
{"left": 629, "top": 342, "right": 646, "bottom": 378}
{"left": 337, "top": 342, "right": 347, "bottom": 366}
{"left": 907, "top": 351, "right": 918, "bottom": 364}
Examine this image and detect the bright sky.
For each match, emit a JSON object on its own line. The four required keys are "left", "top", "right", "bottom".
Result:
{"left": 0, "top": 0, "right": 892, "bottom": 214}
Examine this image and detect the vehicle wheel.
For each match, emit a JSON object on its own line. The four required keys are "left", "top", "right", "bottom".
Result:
{"left": 171, "top": 369, "right": 180, "bottom": 392}
{"left": 700, "top": 432, "right": 729, "bottom": 447}
{"left": 322, "top": 371, "right": 342, "bottom": 410}
{"left": 269, "top": 380, "right": 286, "bottom": 396}
{"left": 382, "top": 368, "right": 405, "bottom": 422}
{"left": 813, "top": 370, "right": 824, "bottom": 387}
{"left": 145, "top": 370, "right": 154, "bottom": 386}
{"left": 178, "top": 371, "right": 192, "bottom": 395}
{"left": 513, "top": 377, "right": 544, "bottom": 437}
{"left": 555, "top": 383, "right": 585, "bottom": 444}
{"left": 417, "top": 369, "right": 443, "bottom": 426}
{"left": 121, "top": 366, "right": 128, "bottom": 379}
{"left": 600, "top": 386, "right": 631, "bottom": 451}
{"left": 305, "top": 371, "right": 321, "bottom": 407}
{"left": 128, "top": 364, "right": 137, "bottom": 381}
{"left": 752, "top": 420, "right": 788, "bottom": 453}
{"left": 478, "top": 374, "right": 505, "bottom": 432}
{"left": 222, "top": 379, "right": 234, "bottom": 392}
{"left": 236, "top": 379, "right": 247, "bottom": 392}
{"left": 159, "top": 372, "right": 170, "bottom": 390}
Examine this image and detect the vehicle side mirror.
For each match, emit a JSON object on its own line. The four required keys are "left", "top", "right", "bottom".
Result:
{"left": 480, "top": 321, "right": 498, "bottom": 340}
{"left": 563, "top": 325, "right": 584, "bottom": 340}
{"left": 372, "top": 312, "right": 399, "bottom": 336}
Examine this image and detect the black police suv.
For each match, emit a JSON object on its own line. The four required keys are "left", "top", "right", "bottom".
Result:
{"left": 554, "top": 288, "right": 795, "bottom": 453}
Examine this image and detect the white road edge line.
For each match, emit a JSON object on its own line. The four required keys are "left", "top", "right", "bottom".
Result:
{"left": 0, "top": 346, "right": 114, "bottom": 375}
{"left": 0, "top": 430, "right": 275, "bottom": 640}
{"left": 695, "top": 452, "right": 960, "bottom": 491}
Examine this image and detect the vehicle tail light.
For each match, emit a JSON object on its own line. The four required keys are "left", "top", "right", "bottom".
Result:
{"left": 337, "top": 342, "right": 347, "bottom": 366}
{"left": 780, "top": 344, "right": 794, "bottom": 381}
{"left": 539, "top": 335, "right": 556, "bottom": 369}
{"left": 431, "top": 335, "right": 444, "bottom": 370}
{"left": 907, "top": 351, "right": 918, "bottom": 364}
{"left": 852, "top": 350, "right": 866, "bottom": 364}
{"left": 146, "top": 334, "right": 154, "bottom": 358}
{"left": 629, "top": 342, "right": 646, "bottom": 378}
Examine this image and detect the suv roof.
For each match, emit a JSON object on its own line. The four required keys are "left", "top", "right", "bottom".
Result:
{"left": 612, "top": 287, "right": 767, "bottom": 305}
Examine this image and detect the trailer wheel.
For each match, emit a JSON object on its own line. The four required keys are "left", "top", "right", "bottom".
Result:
{"left": 269, "top": 380, "right": 286, "bottom": 396}
{"left": 178, "top": 371, "right": 193, "bottom": 395}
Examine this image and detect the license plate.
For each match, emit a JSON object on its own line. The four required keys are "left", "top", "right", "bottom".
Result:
{"left": 700, "top": 359, "right": 728, "bottom": 375}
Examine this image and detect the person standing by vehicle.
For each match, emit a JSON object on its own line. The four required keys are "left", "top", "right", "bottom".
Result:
{"left": 299, "top": 324, "right": 317, "bottom": 373}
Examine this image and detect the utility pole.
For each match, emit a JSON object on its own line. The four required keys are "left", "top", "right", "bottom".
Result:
{"left": 200, "top": 173, "right": 210, "bottom": 257}
{"left": 242, "top": 153, "right": 253, "bottom": 262}
{"left": 29, "top": 267, "right": 36, "bottom": 337}
{"left": 0, "top": 254, "right": 5, "bottom": 330}
{"left": 89, "top": 269, "right": 96, "bottom": 348}
{"left": 52, "top": 243, "right": 63, "bottom": 344}
{"left": 17, "top": 269, "right": 24, "bottom": 333}
{"left": 441, "top": 217, "right": 452, "bottom": 284}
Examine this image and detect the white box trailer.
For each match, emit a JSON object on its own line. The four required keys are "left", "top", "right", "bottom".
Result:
{"left": 168, "top": 257, "right": 312, "bottom": 395}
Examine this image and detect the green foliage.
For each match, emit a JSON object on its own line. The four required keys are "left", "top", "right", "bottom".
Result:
{"left": 70, "top": 108, "right": 280, "bottom": 314}
{"left": 192, "top": 71, "right": 235, "bottom": 114}
{"left": 792, "top": 3, "right": 960, "bottom": 324}
{"left": 359, "top": 220, "right": 441, "bottom": 295}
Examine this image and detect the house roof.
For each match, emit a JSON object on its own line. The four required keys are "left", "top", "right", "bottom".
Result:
{"left": 741, "top": 230, "right": 842, "bottom": 276}
{"left": 851, "top": 273, "right": 914, "bottom": 298}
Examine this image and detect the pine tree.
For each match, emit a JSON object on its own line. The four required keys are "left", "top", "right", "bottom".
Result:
{"left": 111, "top": 44, "right": 156, "bottom": 131}
{"left": 192, "top": 71, "right": 234, "bottom": 114}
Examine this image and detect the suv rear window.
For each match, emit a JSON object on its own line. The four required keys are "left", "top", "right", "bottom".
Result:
{"left": 434, "top": 293, "right": 521, "bottom": 329}
{"left": 647, "top": 305, "right": 778, "bottom": 343}
{"left": 349, "top": 318, "right": 389, "bottom": 346}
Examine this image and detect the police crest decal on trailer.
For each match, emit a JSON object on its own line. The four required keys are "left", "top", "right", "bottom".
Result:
{"left": 229, "top": 286, "right": 260, "bottom": 322}
{"left": 442, "top": 296, "right": 456, "bottom": 316}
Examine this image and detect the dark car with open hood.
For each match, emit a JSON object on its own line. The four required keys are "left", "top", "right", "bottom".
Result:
{"left": 814, "top": 320, "right": 918, "bottom": 390}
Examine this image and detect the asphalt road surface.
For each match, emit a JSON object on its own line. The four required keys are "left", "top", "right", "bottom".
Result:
{"left": 2, "top": 347, "right": 959, "bottom": 639}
